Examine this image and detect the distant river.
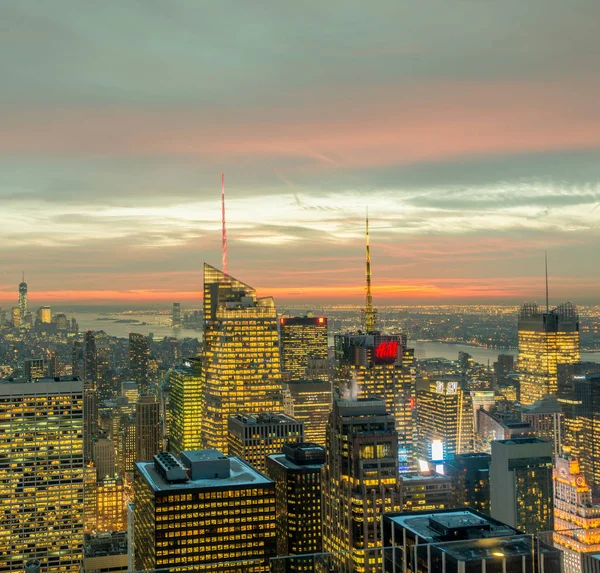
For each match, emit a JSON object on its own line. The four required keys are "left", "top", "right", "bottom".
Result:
{"left": 71, "top": 311, "right": 201, "bottom": 340}
{"left": 407, "top": 340, "right": 600, "bottom": 365}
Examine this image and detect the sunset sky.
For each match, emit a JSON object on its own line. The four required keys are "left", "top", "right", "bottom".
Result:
{"left": 2, "top": 1, "right": 600, "bottom": 306}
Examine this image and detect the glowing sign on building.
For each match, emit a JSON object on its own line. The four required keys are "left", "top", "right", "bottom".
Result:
{"left": 431, "top": 439, "right": 444, "bottom": 462}
{"left": 374, "top": 340, "right": 399, "bottom": 363}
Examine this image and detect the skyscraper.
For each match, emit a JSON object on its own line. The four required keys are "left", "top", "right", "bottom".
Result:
{"left": 171, "top": 302, "right": 182, "bottom": 328}
{"left": 553, "top": 456, "right": 600, "bottom": 573}
{"left": 283, "top": 379, "right": 332, "bottom": 447}
{"left": 322, "top": 398, "right": 401, "bottom": 573}
{"left": 129, "top": 333, "right": 150, "bottom": 395}
{"left": 335, "top": 332, "right": 415, "bottom": 471}
{"left": 202, "top": 264, "right": 283, "bottom": 453}
{"left": 415, "top": 376, "right": 474, "bottom": 463}
{"left": 521, "top": 395, "right": 564, "bottom": 455}
{"left": 135, "top": 396, "right": 161, "bottom": 462}
{"left": 18, "top": 272, "right": 27, "bottom": 318}
{"left": 0, "top": 377, "right": 84, "bottom": 573}
{"left": 279, "top": 316, "right": 328, "bottom": 381}
{"left": 266, "top": 443, "right": 325, "bottom": 571}
{"left": 168, "top": 359, "right": 203, "bottom": 456}
{"left": 134, "top": 450, "right": 276, "bottom": 572}
{"left": 84, "top": 331, "right": 97, "bottom": 389}
{"left": 446, "top": 453, "right": 491, "bottom": 515}
{"left": 490, "top": 437, "right": 554, "bottom": 533}
{"left": 518, "top": 302, "right": 580, "bottom": 406}
{"left": 227, "top": 412, "right": 304, "bottom": 472}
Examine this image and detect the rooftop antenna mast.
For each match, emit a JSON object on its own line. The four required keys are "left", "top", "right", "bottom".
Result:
{"left": 364, "top": 208, "right": 376, "bottom": 333}
{"left": 545, "top": 250, "right": 549, "bottom": 313}
{"left": 221, "top": 172, "right": 228, "bottom": 275}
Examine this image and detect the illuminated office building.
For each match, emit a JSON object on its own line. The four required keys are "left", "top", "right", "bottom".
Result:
{"left": 228, "top": 412, "right": 303, "bottom": 473}
{"left": 522, "top": 395, "right": 564, "bottom": 455}
{"left": 134, "top": 450, "right": 276, "bottom": 572}
{"left": 168, "top": 359, "right": 203, "bottom": 456}
{"left": 96, "top": 475, "right": 126, "bottom": 533}
{"left": 400, "top": 472, "right": 453, "bottom": 512}
{"left": 136, "top": 396, "right": 161, "bottom": 462}
{"left": 129, "top": 333, "right": 150, "bottom": 395}
{"left": 84, "top": 465, "right": 99, "bottom": 534}
{"left": 490, "top": 437, "right": 553, "bottom": 533}
{"left": 446, "top": 453, "right": 491, "bottom": 515}
{"left": 335, "top": 333, "right": 415, "bottom": 472}
{"left": 280, "top": 316, "right": 328, "bottom": 381}
{"left": 553, "top": 456, "right": 600, "bottom": 573}
{"left": 24, "top": 358, "right": 46, "bottom": 380}
{"left": 172, "top": 302, "right": 182, "bottom": 328}
{"left": 415, "top": 376, "right": 474, "bottom": 463}
{"left": 0, "top": 377, "right": 84, "bottom": 573}
{"left": 84, "top": 388, "right": 99, "bottom": 461}
{"left": 37, "top": 306, "right": 51, "bottom": 324}
{"left": 322, "top": 398, "right": 401, "bottom": 573}
{"left": 18, "top": 273, "right": 27, "bottom": 318}
{"left": 518, "top": 302, "right": 580, "bottom": 406}
{"left": 11, "top": 306, "right": 20, "bottom": 328}
{"left": 54, "top": 313, "right": 68, "bottom": 331}
{"left": 202, "top": 264, "right": 283, "bottom": 453}
{"left": 266, "top": 443, "right": 325, "bottom": 571}
{"left": 121, "top": 381, "right": 138, "bottom": 410}
{"left": 283, "top": 379, "right": 332, "bottom": 447}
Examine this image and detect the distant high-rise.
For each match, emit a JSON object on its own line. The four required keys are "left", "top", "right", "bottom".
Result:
{"left": 11, "top": 306, "right": 20, "bottom": 328}
{"left": 279, "top": 316, "right": 328, "bottom": 381}
{"left": 37, "top": 306, "right": 51, "bottom": 324}
{"left": 129, "top": 333, "right": 150, "bottom": 395}
{"left": 0, "top": 377, "right": 84, "bottom": 573}
{"left": 23, "top": 358, "right": 46, "bottom": 380}
{"left": 83, "top": 388, "right": 99, "bottom": 461}
{"left": 521, "top": 395, "right": 564, "bottom": 456}
{"left": 18, "top": 272, "right": 27, "bottom": 318}
{"left": 168, "top": 359, "right": 203, "bottom": 455}
{"left": 518, "top": 302, "right": 580, "bottom": 405}
{"left": 202, "top": 264, "right": 283, "bottom": 453}
{"left": 283, "top": 379, "right": 332, "bottom": 447}
{"left": 415, "top": 376, "right": 474, "bottom": 463}
{"left": 134, "top": 450, "right": 276, "bottom": 572}
{"left": 266, "top": 443, "right": 325, "bottom": 571}
{"left": 490, "top": 437, "right": 554, "bottom": 533}
{"left": 228, "top": 412, "right": 304, "bottom": 473}
{"left": 553, "top": 456, "right": 600, "bottom": 573}
{"left": 135, "top": 396, "right": 161, "bottom": 462}
{"left": 322, "top": 398, "right": 401, "bottom": 573}
{"left": 84, "top": 331, "right": 97, "bottom": 389}
{"left": 93, "top": 438, "right": 116, "bottom": 479}
{"left": 171, "top": 302, "right": 182, "bottom": 328}
{"left": 335, "top": 332, "right": 415, "bottom": 471}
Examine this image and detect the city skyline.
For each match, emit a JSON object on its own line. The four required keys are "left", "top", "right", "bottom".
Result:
{"left": 2, "top": 1, "right": 600, "bottom": 305}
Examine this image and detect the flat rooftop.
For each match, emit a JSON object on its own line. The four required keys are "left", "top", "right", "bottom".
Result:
{"left": 401, "top": 472, "right": 451, "bottom": 483}
{"left": 387, "top": 510, "right": 518, "bottom": 543}
{"left": 268, "top": 452, "right": 324, "bottom": 472}
{"left": 0, "top": 376, "right": 83, "bottom": 394}
{"left": 136, "top": 455, "right": 272, "bottom": 492}
{"left": 495, "top": 437, "right": 549, "bottom": 446}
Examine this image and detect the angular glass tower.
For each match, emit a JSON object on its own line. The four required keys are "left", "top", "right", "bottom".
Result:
{"left": 202, "top": 264, "right": 283, "bottom": 453}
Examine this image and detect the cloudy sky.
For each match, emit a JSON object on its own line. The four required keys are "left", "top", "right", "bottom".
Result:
{"left": 2, "top": 0, "right": 600, "bottom": 306}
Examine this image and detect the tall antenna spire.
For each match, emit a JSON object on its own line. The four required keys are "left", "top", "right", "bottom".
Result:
{"left": 21, "top": 270, "right": 24, "bottom": 283}
{"left": 221, "top": 172, "right": 228, "bottom": 275}
{"left": 545, "top": 250, "right": 549, "bottom": 313}
{"left": 364, "top": 208, "right": 376, "bottom": 333}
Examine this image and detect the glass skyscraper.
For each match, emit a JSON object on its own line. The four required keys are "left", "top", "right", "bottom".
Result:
{"left": 202, "top": 264, "right": 283, "bottom": 454}
{"left": 518, "top": 302, "right": 580, "bottom": 406}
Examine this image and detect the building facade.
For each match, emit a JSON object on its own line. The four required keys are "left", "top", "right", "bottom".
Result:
{"left": 0, "top": 377, "right": 84, "bottom": 573}
{"left": 322, "top": 398, "right": 401, "bottom": 573}
{"left": 266, "top": 443, "right": 325, "bottom": 571}
{"left": 283, "top": 379, "right": 332, "bottom": 447}
{"left": 518, "top": 302, "right": 580, "bottom": 406}
{"left": 202, "top": 264, "right": 283, "bottom": 453}
{"left": 228, "top": 412, "right": 304, "bottom": 473}
{"left": 129, "top": 333, "right": 150, "bottom": 395}
{"left": 134, "top": 450, "right": 276, "bottom": 572}
{"left": 490, "top": 437, "right": 554, "bottom": 533}
{"left": 136, "top": 396, "right": 161, "bottom": 462}
{"left": 445, "top": 453, "right": 491, "bottom": 515}
{"left": 279, "top": 316, "right": 328, "bottom": 382}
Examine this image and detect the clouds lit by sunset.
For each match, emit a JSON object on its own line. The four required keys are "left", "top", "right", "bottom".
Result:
{"left": 2, "top": 1, "right": 600, "bottom": 305}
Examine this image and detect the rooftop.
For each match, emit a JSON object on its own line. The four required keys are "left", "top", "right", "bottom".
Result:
{"left": 386, "top": 509, "right": 518, "bottom": 543}
{"left": 136, "top": 455, "right": 272, "bottom": 492}
{"left": 231, "top": 412, "right": 298, "bottom": 425}
{"left": 0, "top": 376, "right": 83, "bottom": 394}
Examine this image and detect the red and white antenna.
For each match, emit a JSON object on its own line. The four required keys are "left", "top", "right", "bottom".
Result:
{"left": 221, "top": 172, "right": 228, "bottom": 275}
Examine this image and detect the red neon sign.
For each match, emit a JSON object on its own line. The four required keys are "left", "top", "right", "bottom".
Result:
{"left": 318, "top": 317, "right": 325, "bottom": 324}
{"left": 375, "top": 341, "right": 399, "bottom": 360}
